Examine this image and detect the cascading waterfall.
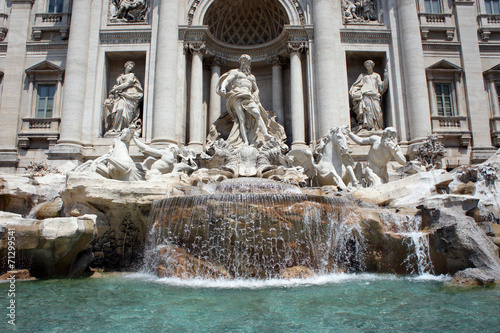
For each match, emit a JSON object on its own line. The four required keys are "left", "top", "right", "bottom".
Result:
{"left": 144, "top": 179, "right": 365, "bottom": 279}
{"left": 384, "top": 213, "right": 434, "bottom": 275}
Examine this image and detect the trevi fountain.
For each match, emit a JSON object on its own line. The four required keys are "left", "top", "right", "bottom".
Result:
{"left": 1, "top": 55, "right": 499, "bottom": 331}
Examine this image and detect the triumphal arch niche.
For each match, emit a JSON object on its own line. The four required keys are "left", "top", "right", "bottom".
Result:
{"left": 181, "top": 0, "right": 313, "bottom": 149}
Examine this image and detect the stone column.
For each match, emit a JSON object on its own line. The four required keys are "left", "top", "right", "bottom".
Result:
{"left": 207, "top": 57, "right": 224, "bottom": 126}
{"left": 397, "top": 0, "right": 432, "bottom": 141}
{"left": 454, "top": 74, "right": 463, "bottom": 116}
{"left": 487, "top": 75, "right": 500, "bottom": 117}
{"left": 0, "top": 0, "right": 33, "bottom": 169}
{"left": 57, "top": 0, "right": 92, "bottom": 146}
{"left": 152, "top": 0, "right": 179, "bottom": 145}
{"left": 427, "top": 74, "right": 438, "bottom": 116}
{"left": 313, "top": 0, "right": 350, "bottom": 137}
{"left": 267, "top": 56, "right": 284, "bottom": 123}
{"left": 188, "top": 43, "right": 205, "bottom": 152}
{"left": 455, "top": 0, "right": 494, "bottom": 158}
{"left": 289, "top": 43, "right": 306, "bottom": 148}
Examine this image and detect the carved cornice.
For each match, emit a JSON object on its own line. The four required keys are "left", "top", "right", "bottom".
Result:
{"left": 422, "top": 42, "right": 461, "bottom": 52}
{"left": 99, "top": 30, "right": 151, "bottom": 44}
{"left": 11, "top": 0, "right": 35, "bottom": 4}
{"left": 179, "top": 24, "right": 312, "bottom": 62}
{"left": 340, "top": 29, "right": 391, "bottom": 44}
{"left": 26, "top": 42, "right": 67, "bottom": 53}
{"left": 479, "top": 43, "right": 500, "bottom": 53}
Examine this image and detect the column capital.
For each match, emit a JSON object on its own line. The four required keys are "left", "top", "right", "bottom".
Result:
{"left": 184, "top": 41, "right": 206, "bottom": 55}
{"left": 205, "top": 56, "right": 225, "bottom": 68}
{"left": 287, "top": 42, "right": 307, "bottom": 54}
{"left": 266, "top": 55, "right": 288, "bottom": 67}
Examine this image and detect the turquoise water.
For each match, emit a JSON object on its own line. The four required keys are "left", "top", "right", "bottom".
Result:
{"left": 0, "top": 273, "right": 499, "bottom": 332}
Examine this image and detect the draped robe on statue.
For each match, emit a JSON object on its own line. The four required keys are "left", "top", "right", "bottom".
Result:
{"left": 214, "top": 70, "right": 285, "bottom": 148}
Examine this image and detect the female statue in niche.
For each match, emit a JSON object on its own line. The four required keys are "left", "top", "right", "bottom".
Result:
{"left": 349, "top": 60, "right": 388, "bottom": 132}
{"left": 103, "top": 61, "right": 143, "bottom": 137}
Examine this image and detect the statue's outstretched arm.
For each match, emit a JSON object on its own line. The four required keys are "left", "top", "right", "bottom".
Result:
{"left": 133, "top": 137, "right": 163, "bottom": 158}
{"left": 348, "top": 131, "right": 370, "bottom": 145}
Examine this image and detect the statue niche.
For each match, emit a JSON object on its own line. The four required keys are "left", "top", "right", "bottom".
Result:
{"left": 103, "top": 61, "right": 143, "bottom": 138}
{"left": 349, "top": 59, "right": 388, "bottom": 132}
{"left": 208, "top": 54, "right": 286, "bottom": 149}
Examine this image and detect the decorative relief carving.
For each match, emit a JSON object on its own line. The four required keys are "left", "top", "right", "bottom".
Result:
{"left": 110, "top": 0, "right": 148, "bottom": 23}
{"left": 342, "top": 0, "right": 380, "bottom": 24}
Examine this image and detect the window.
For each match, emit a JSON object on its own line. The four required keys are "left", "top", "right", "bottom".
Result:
{"left": 496, "top": 84, "right": 500, "bottom": 106}
{"left": 424, "top": 0, "right": 441, "bottom": 13}
{"left": 485, "top": 0, "right": 500, "bottom": 14}
{"left": 47, "top": 0, "right": 64, "bottom": 13}
{"left": 36, "top": 84, "right": 56, "bottom": 118}
{"left": 435, "top": 83, "right": 454, "bottom": 116}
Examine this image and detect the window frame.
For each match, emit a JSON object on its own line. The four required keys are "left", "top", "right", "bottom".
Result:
{"left": 434, "top": 82, "right": 455, "bottom": 117}
{"left": 47, "top": 0, "right": 64, "bottom": 14}
{"left": 35, "top": 83, "right": 57, "bottom": 119}
{"left": 485, "top": 0, "right": 500, "bottom": 14}
{"left": 424, "top": 0, "right": 442, "bottom": 14}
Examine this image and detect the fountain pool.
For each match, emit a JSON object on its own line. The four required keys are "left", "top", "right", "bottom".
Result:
{"left": 0, "top": 273, "right": 499, "bottom": 332}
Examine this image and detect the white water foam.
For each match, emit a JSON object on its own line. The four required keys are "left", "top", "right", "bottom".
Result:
{"left": 124, "top": 272, "right": 449, "bottom": 289}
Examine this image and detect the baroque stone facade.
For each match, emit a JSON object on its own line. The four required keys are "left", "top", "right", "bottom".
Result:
{"left": 0, "top": 0, "right": 500, "bottom": 172}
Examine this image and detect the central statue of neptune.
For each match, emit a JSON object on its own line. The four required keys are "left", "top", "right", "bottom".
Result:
{"left": 216, "top": 54, "right": 275, "bottom": 147}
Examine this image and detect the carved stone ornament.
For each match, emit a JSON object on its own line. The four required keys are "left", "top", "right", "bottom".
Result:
{"left": 342, "top": 0, "right": 379, "bottom": 24}
{"left": 110, "top": 0, "right": 148, "bottom": 23}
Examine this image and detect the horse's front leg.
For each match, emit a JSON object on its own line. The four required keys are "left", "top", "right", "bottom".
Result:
{"left": 345, "top": 165, "right": 359, "bottom": 187}
{"left": 106, "top": 157, "right": 131, "bottom": 174}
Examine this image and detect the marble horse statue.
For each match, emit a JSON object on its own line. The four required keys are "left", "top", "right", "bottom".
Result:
{"left": 75, "top": 125, "right": 145, "bottom": 181}
{"left": 314, "top": 125, "right": 358, "bottom": 188}
{"left": 288, "top": 126, "right": 357, "bottom": 189}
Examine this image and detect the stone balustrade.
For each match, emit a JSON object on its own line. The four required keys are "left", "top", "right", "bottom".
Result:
{"left": 418, "top": 13, "right": 455, "bottom": 40}
{"left": 32, "top": 12, "right": 71, "bottom": 40}
{"left": 431, "top": 115, "right": 471, "bottom": 146}
{"left": 18, "top": 117, "right": 60, "bottom": 148}
{"left": 478, "top": 14, "right": 500, "bottom": 40}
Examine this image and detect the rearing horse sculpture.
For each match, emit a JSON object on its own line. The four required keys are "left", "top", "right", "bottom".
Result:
{"left": 314, "top": 125, "right": 358, "bottom": 188}
{"left": 287, "top": 126, "right": 358, "bottom": 189}
{"left": 75, "top": 126, "right": 145, "bottom": 181}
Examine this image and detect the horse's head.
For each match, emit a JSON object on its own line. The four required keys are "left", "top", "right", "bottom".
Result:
{"left": 332, "top": 126, "right": 349, "bottom": 154}
{"left": 119, "top": 125, "right": 137, "bottom": 142}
